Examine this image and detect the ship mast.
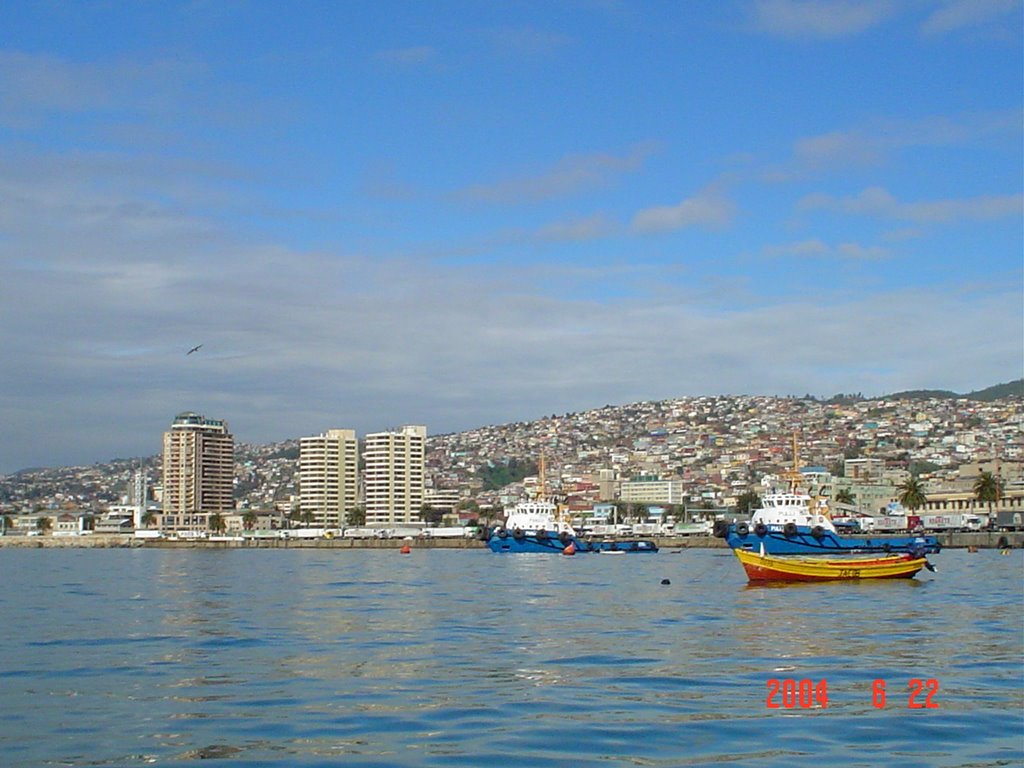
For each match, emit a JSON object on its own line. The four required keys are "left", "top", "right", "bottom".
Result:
{"left": 782, "top": 432, "right": 803, "bottom": 492}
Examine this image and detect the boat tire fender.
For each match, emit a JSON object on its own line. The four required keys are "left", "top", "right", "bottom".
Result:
{"left": 496, "top": 528, "right": 508, "bottom": 539}
{"left": 736, "top": 522, "right": 750, "bottom": 537}
{"left": 754, "top": 523, "right": 768, "bottom": 537}
{"left": 713, "top": 520, "right": 729, "bottom": 539}
{"left": 536, "top": 529, "right": 548, "bottom": 540}
{"left": 559, "top": 531, "right": 572, "bottom": 545}
{"left": 513, "top": 528, "right": 525, "bottom": 540}
{"left": 783, "top": 522, "right": 798, "bottom": 537}
{"left": 811, "top": 525, "right": 825, "bottom": 540}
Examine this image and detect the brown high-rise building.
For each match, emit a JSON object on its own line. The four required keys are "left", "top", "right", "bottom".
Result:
{"left": 161, "top": 412, "right": 234, "bottom": 532}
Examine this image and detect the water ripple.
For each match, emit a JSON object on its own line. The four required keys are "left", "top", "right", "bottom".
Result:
{"left": 0, "top": 548, "right": 1020, "bottom": 767}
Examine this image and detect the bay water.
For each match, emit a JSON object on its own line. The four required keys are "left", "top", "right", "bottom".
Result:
{"left": 1, "top": 547, "right": 1021, "bottom": 767}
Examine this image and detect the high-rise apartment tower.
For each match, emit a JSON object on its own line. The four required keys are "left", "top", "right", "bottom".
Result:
{"left": 364, "top": 425, "right": 426, "bottom": 527}
{"left": 161, "top": 412, "right": 234, "bottom": 532}
{"left": 299, "top": 428, "right": 359, "bottom": 528}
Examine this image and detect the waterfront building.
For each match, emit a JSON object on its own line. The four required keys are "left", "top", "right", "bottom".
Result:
{"left": 364, "top": 425, "right": 426, "bottom": 527}
{"left": 620, "top": 476, "right": 686, "bottom": 505}
{"left": 844, "top": 458, "right": 886, "bottom": 481}
{"left": 424, "top": 488, "right": 462, "bottom": 514}
{"left": 598, "top": 468, "right": 616, "bottom": 501}
{"left": 161, "top": 412, "right": 234, "bottom": 533}
{"left": 299, "top": 429, "right": 359, "bottom": 528}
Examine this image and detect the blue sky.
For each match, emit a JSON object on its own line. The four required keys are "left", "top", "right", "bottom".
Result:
{"left": 0, "top": 0, "right": 1021, "bottom": 473}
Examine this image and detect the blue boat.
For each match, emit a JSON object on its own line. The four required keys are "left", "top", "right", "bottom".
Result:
{"left": 715, "top": 436, "right": 940, "bottom": 556}
{"left": 717, "top": 519, "right": 940, "bottom": 555}
{"left": 485, "top": 499, "right": 657, "bottom": 554}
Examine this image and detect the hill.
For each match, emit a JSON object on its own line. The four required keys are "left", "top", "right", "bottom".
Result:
{"left": 886, "top": 379, "right": 1023, "bottom": 402}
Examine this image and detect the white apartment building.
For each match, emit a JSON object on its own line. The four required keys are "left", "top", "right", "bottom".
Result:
{"left": 619, "top": 477, "right": 686, "bottom": 505}
{"left": 299, "top": 429, "right": 359, "bottom": 528}
{"left": 364, "top": 425, "right": 426, "bottom": 526}
{"left": 424, "top": 488, "right": 462, "bottom": 513}
{"left": 161, "top": 412, "right": 234, "bottom": 532}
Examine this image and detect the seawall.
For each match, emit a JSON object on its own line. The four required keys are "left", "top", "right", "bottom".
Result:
{"left": 1, "top": 532, "right": 1022, "bottom": 549}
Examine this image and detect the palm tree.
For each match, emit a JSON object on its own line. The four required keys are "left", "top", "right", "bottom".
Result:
{"left": 345, "top": 506, "right": 366, "bottom": 527}
{"left": 242, "top": 510, "right": 258, "bottom": 531}
{"left": 736, "top": 490, "right": 761, "bottom": 515}
{"left": 300, "top": 510, "right": 315, "bottom": 528}
{"left": 36, "top": 516, "right": 52, "bottom": 534}
{"left": 208, "top": 512, "right": 226, "bottom": 535}
{"left": 897, "top": 477, "right": 928, "bottom": 512}
{"left": 834, "top": 489, "right": 855, "bottom": 505}
{"left": 140, "top": 510, "right": 157, "bottom": 528}
{"left": 973, "top": 471, "right": 1001, "bottom": 520}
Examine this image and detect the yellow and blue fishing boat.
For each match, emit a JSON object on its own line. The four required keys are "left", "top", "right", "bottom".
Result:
{"left": 734, "top": 547, "right": 933, "bottom": 583}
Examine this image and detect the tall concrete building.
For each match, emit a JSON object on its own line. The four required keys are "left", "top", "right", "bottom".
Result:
{"left": 364, "top": 425, "right": 426, "bottom": 527}
{"left": 161, "top": 412, "right": 234, "bottom": 532}
{"left": 299, "top": 428, "right": 359, "bottom": 528}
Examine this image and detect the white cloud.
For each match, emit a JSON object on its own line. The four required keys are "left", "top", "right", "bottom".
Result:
{"left": 748, "top": 0, "right": 895, "bottom": 39}
{"left": 631, "top": 189, "right": 736, "bottom": 233}
{"left": 779, "top": 110, "right": 1023, "bottom": 177}
{"left": 487, "top": 26, "right": 574, "bottom": 56}
{"left": 375, "top": 46, "right": 439, "bottom": 65}
{"left": 762, "top": 238, "right": 889, "bottom": 260}
{"left": 536, "top": 214, "right": 619, "bottom": 242}
{"left": 3, "top": 224, "right": 1019, "bottom": 473}
{"left": 0, "top": 50, "right": 208, "bottom": 129}
{"left": 798, "top": 186, "right": 1023, "bottom": 224}
{"left": 457, "top": 143, "right": 656, "bottom": 204}
{"left": 921, "top": 0, "right": 1021, "bottom": 37}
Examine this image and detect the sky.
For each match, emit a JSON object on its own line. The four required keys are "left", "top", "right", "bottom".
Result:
{"left": 0, "top": 0, "right": 1021, "bottom": 473}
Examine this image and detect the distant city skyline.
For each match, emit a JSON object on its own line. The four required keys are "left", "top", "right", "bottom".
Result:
{"left": 1, "top": 1, "right": 1021, "bottom": 474}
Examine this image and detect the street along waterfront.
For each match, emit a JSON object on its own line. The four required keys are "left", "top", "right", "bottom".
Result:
{"left": 1, "top": 547, "right": 1021, "bottom": 767}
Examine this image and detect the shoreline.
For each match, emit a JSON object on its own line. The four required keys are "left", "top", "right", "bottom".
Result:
{"left": 1, "top": 532, "right": 1021, "bottom": 549}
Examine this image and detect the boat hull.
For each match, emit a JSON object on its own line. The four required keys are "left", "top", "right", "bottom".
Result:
{"left": 723, "top": 523, "right": 940, "bottom": 555}
{"left": 734, "top": 548, "right": 927, "bottom": 582}
{"left": 486, "top": 530, "right": 658, "bottom": 554}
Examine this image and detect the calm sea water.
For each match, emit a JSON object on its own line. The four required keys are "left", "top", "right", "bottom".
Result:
{"left": 0, "top": 547, "right": 1021, "bottom": 767}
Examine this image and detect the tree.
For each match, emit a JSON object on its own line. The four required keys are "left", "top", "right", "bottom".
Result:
{"left": 735, "top": 490, "right": 761, "bottom": 515}
{"left": 834, "top": 489, "right": 855, "bottom": 505}
{"left": 242, "top": 510, "right": 259, "bottom": 531}
{"left": 141, "top": 510, "right": 157, "bottom": 528}
{"left": 419, "top": 504, "right": 445, "bottom": 525}
{"left": 36, "top": 516, "right": 52, "bottom": 534}
{"left": 345, "top": 506, "right": 366, "bottom": 527}
{"left": 208, "top": 512, "right": 226, "bottom": 535}
{"left": 300, "top": 510, "right": 315, "bottom": 528}
{"left": 973, "top": 471, "right": 1001, "bottom": 519}
{"left": 897, "top": 477, "right": 928, "bottom": 512}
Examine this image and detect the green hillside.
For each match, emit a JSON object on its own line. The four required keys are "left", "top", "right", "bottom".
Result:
{"left": 886, "top": 379, "right": 1023, "bottom": 402}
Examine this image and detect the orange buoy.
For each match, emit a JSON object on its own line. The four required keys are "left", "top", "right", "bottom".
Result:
{"left": 562, "top": 542, "right": 576, "bottom": 556}
{"left": 399, "top": 544, "right": 411, "bottom": 554}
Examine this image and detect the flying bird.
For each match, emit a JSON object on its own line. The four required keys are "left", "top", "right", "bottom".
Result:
{"left": 186, "top": 344, "right": 203, "bottom": 355}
